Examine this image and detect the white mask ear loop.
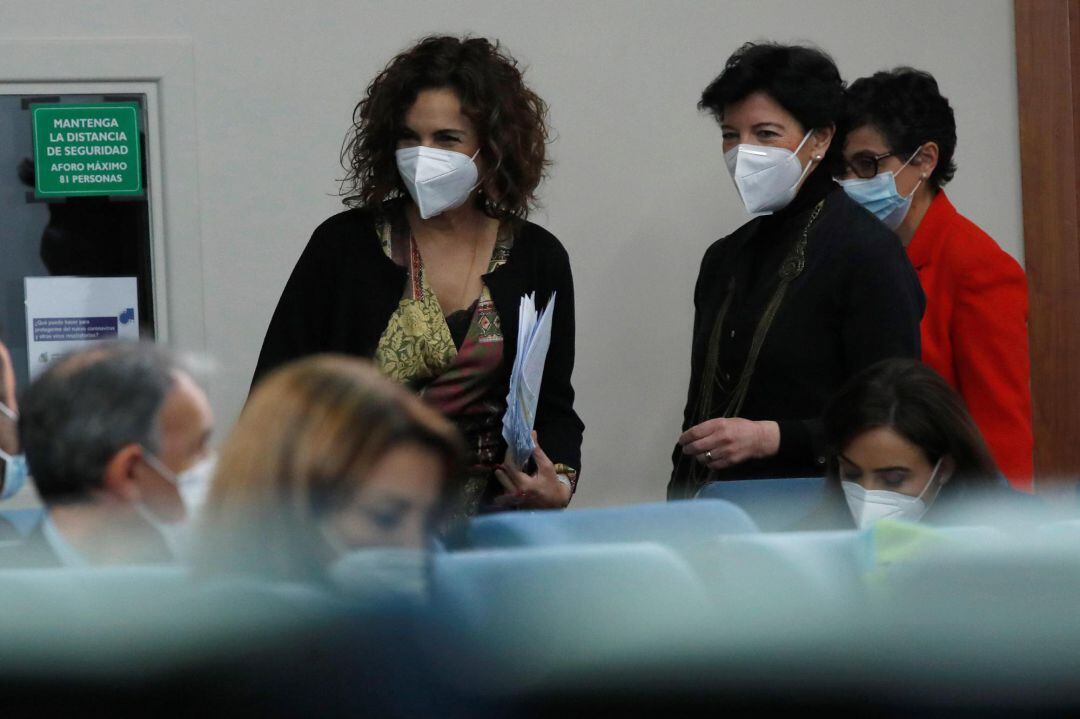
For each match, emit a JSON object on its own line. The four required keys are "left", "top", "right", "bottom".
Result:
{"left": 896, "top": 144, "right": 925, "bottom": 198}
{"left": 789, "top": 130, "right": 818, "bottom": 189}
{"left": 914, "top": 456, "right": 946, "bottom": 506}
{"left": 138, "top": 445, "right": 178, "bottom": 486}
{"left": 467, "top": 148, "right": 483, "bottom": 195}
{"left": 0, "top": 402, "right": 16, "bottom": 421}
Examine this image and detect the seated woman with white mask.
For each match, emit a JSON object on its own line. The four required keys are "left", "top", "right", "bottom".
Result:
{"left": 670, "top": 43, "right": 924, "bottom": 499}
{"left": 253, "top": 36, "right": 582, "bottom": 516}
{"left": 809, "top": 358, "right": 1037, "bottom": 530}
{"left": 194, "top": 355, "right": 463, "bottom": 587}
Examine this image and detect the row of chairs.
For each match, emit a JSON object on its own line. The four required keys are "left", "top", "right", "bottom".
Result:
{"left": 5, "top": 478, "right": 1080, "bottom": 710}
{"left": 0, "top": 477, "right": 828, "bottom": 544}
{"left": 455, "top": 477, "right": 827, "bottom": 549}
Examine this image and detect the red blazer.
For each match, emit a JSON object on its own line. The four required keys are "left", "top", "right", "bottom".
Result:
{"left": 907, "top": 192, "right": 1033, "bottom": 490}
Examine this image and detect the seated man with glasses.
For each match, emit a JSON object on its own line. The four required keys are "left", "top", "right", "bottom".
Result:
{"left": 8, "top": 342, "right": 214, "bottom": 567}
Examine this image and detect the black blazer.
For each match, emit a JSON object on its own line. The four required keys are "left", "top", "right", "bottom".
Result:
{"left": 669, "top": 176, "right": 924, "bottom": 498}
{"left": 253, "top": 205, "right": 584, "bottom": 474}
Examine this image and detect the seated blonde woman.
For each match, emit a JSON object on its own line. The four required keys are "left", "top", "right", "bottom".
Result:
{"left": 195, "top": 355, "right": 462, "bottom": 584}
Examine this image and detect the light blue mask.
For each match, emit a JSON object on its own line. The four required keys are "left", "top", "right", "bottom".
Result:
{"left": 0, "top": 401, "right": 26, "bottom": 500}
{"left": 0, "top": 450, "right": 29, "bottom": 501}
{"left": 838, "top": 147, "right": 924, "bottom": 230}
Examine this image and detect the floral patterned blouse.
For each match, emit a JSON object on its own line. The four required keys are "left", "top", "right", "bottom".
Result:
{"left": 374, "top": 209, "right": 514, "bottom": 515}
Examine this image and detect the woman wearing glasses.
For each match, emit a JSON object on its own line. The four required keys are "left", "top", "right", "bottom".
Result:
{"left": 838, "top": 68, "right": 1032, "bottom": 491}
{"left": 670, "top": 43, "right": 925, "bottom": 499}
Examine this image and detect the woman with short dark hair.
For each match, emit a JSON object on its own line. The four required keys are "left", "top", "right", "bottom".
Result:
{"left": 254, "top": 36, "right": 583, "bottom": 515}
{"left": 838, "top": 68, "right": 1032, "bottom": 490}
{"left": 670, "top": 43, "right": 924, "bottom": 499}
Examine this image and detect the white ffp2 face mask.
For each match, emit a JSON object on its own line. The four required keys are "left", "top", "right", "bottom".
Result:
{"left": 141, "top": 449, "right": 218, "bottom": 518}
{"left": 724, "top": 130, "right": 815, "bottom": 215}
{"left": 842, "top": 457, "right": 946, "bottom": 530}
{"left": 395, "top": 146, "right": 480, "bottom": 219}
{"left": 137, "top": 451, "right": 218, "bottom": 559}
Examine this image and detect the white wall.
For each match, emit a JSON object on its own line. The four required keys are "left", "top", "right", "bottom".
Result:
{"left": 0, "top": 0, "right": 1021, "bottom": 507}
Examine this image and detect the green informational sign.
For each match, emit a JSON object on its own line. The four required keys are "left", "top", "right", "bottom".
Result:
{"left": 31, "top": 102, "right": 143, "bottom": 197}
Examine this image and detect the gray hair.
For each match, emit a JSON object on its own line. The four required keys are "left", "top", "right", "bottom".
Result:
{"left": 19, "top": 342, "right": 179, "bottom": 503}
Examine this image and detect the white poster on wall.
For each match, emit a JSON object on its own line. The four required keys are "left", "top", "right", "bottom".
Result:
{"left": 24, "top": 276, "right": 139, "bottom": 379}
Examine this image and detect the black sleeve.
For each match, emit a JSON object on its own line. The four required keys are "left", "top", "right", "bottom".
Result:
{"left": 775, "top": 418, "right": 825, "bottom": 467}
{"left": 668, "top": 245, "right": 717, "bottom": 498}
{"left": 680, "top": 246, "right": 716, "bottom": 433}
{"left": 533, "top": 239, "right": 585, "bottom": 479}
{"left": 839, "top": 227, "right": 925, "bottom": 372}
{"left": 776, "top": 225, "right": 924, "bottom": 468}
{"left": 251, "top": 228, "right": 336, "bottom": 389}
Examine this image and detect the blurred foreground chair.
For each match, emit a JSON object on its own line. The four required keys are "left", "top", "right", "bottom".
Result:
{"left": 0, "top": 564, "right": 451, "bottom": 715}
{"left": 0, "top": 507, "right": 44, "bottom": 538}
{"left": 427, "top": 542, "right": 712, "bottom": 689}
{"left": 696, "top": 477, "right": 827, "bottom": 531}
{"left": 456, "top": 499, "right": 757, "bottom": 550}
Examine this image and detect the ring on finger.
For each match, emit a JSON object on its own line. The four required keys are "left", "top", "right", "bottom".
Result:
{"left": 705, "top": 450, "right": 713, "bottom": 461}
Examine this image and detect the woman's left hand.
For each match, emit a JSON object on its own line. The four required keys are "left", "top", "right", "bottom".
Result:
{"left": 493, "top": 432, "right": 572, "bottom": 509}
{"left": 678, "top": 418, "right": 780, "bottom": 470}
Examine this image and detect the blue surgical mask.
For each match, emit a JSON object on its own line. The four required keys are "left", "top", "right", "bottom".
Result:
{"left": 0, "top": 401, "right": 27, "bottom": 501}
{"left": 838, "top": 146, "right": 924, "bottom": 230}
{"left": 0, "top": 449, "right": 29, "bottom": 501}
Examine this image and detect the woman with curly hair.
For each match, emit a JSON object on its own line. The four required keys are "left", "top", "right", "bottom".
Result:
{"left": 837, "top": 68, "right": 1032, "bottom": 490}
{"left": 254, "top": 36, "right": 582, "bottom": 515}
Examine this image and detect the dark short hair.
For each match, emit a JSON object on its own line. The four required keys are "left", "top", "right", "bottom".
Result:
{"left": 340, "top": 35, "right": 549, "bottom": 221}
{"left": 843, "top": 67, "right": 958, "bottom": 188}
{"left": 699, "top": 42, "right": 845, "bottom": 169}
{"left": 19, "top": 342, "right": 178, "bottom": 503}
{"left": 823, "top": 359, "right": 999, "bottom": 488}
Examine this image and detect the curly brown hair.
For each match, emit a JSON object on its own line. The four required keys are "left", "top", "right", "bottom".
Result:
{"left": 340, "top": 35, "right": 550, "bottom": 221}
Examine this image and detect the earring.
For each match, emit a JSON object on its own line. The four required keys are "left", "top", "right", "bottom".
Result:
{"left": 813, "top": 154, "right": 823, "bottom": 162}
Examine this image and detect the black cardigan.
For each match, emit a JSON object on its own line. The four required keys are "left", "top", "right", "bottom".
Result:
{"left": 669, "top": 171, "right": 925, "bottom": 498}
{"left": 252, "top": 206, "right": 584, "bottom": 475}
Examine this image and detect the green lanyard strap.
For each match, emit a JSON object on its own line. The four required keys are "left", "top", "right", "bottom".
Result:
{"left": 683, "top": 199, "right": 825, "bottom": 490}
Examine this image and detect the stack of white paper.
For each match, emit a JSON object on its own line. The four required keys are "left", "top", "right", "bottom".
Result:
{"left": 502, "top": 292, "right": 556, "bottom": 470}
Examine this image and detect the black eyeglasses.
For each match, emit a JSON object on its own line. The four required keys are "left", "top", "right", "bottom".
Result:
{"left": 841, "top": 151, "right": 898, "bottom": 180}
